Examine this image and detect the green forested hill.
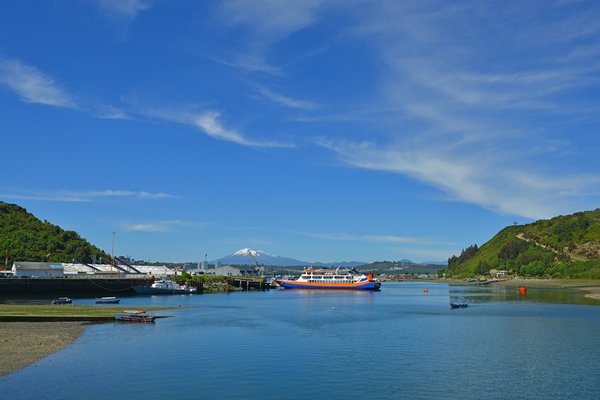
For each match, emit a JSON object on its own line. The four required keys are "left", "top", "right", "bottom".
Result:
{"left": 447, "top": 209, "right": 600, "bottom": 279}
{"left": 0, "top": 202, "right": 110, "bottom": 266}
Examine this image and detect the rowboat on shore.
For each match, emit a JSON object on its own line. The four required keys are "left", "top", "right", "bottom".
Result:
{"left": 115, "top": 309, "right": 156, "bottom": 323}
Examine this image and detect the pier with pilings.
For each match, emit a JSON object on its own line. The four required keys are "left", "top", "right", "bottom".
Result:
{"left": 229, "top": 277, "right": 270, "bottom": 291}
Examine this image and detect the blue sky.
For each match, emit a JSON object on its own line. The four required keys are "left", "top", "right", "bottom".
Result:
{"left": 1, "top": 0, "right": 600, "bottom": 263}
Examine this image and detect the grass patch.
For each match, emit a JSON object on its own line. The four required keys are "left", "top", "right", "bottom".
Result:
{"left": 0, "top": 304, "right": 177, "bottom": 318}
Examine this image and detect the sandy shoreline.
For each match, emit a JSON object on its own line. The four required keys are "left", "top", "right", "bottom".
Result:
{"left": 495, "top": 278, "right": 600, "bottom": 300}
{"left": 0, "top": 321, "right": 85, "bottom": 377}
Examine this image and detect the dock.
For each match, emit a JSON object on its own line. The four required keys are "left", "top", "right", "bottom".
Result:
{"left": 229, "top": 277, "right": 270, "bottom": 291}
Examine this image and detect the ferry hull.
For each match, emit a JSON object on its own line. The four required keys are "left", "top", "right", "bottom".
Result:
{"left": 277, "top": 280, "right": 381, "bottom": 291}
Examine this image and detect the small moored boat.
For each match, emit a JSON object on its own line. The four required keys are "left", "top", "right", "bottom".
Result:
{"left": 115, "top": 310, "right": 156, "bottom": 323}
{"left": 51, "top": 297, "right": 73, "bottom": 305}
{"left": 96, "top": 296, "right": 120, "bottom": 304}
{"left": 133, "top": 278, "right": 197, "bottom": 295}
{"left": 450, "top": 302, "right": 468, "bottom": 309}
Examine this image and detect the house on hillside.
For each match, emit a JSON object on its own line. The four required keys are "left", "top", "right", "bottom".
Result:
{"left": 12, "top": 262, "right": 64, "bottom": 278}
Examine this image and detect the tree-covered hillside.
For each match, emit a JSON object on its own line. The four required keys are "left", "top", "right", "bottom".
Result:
{"left": 0, "top": 202, "right": 110, "bottom": 266}
{"left": 446, "top": 209, "right": 600, "bottom": 279}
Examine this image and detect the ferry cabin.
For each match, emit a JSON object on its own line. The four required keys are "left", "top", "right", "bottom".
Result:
{"left": 299, "top": 271, "right": 356, "bottom": 283}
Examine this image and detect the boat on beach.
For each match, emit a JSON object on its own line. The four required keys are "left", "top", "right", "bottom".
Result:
{"left": 276, "top": 268, "right": 381, "bottom": 290}
{"left": 96, "top": 296, "right": 120, "bottom": 304}
{"left": 133, "top": 278, "right": 197, "bottom": 295}
{"left": 115, "top": 309, "right": 156, "bottom": 323}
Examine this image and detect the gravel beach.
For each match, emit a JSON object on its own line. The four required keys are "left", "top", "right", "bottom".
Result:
{"left": 0, "top": 322, "right": 84, "bottom": 376}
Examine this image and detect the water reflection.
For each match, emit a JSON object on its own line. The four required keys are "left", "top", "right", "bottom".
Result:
{"left": 446, "top": 283, "right": 596, "bottom": 305}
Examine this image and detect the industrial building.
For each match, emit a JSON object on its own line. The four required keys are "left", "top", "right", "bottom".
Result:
{"left": 12, "top": 262, "right": 65, "bottom": 278}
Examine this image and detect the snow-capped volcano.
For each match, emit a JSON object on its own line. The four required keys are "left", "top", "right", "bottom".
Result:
{"left": 214, "top": 248, "right": 365, "bottom": 267}
{"left": 232, "top": 248, "right": 273, "bottom": 258}
{"left": 215, "top": 248, "right": 306, "bottom": 266}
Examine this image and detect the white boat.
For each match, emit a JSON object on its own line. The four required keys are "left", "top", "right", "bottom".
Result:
{"left": 96, "top": 296, "right": 120, "bottom": 304}
{"left": 133, "top": 278, "right": 197, "bottom": 295}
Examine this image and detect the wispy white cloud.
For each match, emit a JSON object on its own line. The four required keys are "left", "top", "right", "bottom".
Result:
{"left": 204, "top": 53, "right": 283, "bottom": 76}
{"left": 219, "top": 0, "right": 322, "bottom": 38}
{"left": 317, "top": 137, "right": 600, "bottom": 219}
{"left": 123, "top": 223, "right": 170, "bottom": 233}
{"left": 303, "top": 231, "right": 425, "bottom": 244}
{"left": 93, "top": 104, "right": 131, "bottom": 120}
{"left": 254, "top": 84, "right": 317, "bottom": 109}
{"left": 0, "top": 58, "right": 76, "bottom": 108}
{"left": 0, "top": 189, "right": 176, "bottom": 202}
{"left": 214, "top": 0, "right": 323, "bottom": 74}
{"left": 122, "top": 220, "right": 208, "bottom": 233}
{"left": 390, "top": 246, "right": 455, "bottom": 261}
{"left": 224, "top": 225, "right": 449, "bottom": 246}
{"left": 191, "top": 110, "right": 295, "bottom": 148}
{"left": 307, "top": 1, "right": 600, "bottom": 219}
{"left": 95, "top": 0, "right": 151, "bottom": 18}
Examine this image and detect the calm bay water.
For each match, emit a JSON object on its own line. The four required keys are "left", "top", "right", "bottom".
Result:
{"left": 2, "top": 282, "right": 599, "bottom": 399}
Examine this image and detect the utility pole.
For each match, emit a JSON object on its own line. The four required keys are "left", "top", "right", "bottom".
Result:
{"left": 111, "top": 232, "right": 116, "bottom": 272}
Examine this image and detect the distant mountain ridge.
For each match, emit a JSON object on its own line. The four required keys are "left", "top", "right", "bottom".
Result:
{"left": 214, "top": 248, "right": 364, "bottom": 267}
{"left": 358, "top": 260, "right": 446, "bottom": 274}
{"left": 447, "top": 208, "right": 600, "bottom": 278}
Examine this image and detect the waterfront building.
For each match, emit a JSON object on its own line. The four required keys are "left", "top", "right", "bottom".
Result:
{"left": 205, "top": 265, "right": 241, "bottom": 276}
{"left": 12, "top": 262, "right": 64, "bottom": 278}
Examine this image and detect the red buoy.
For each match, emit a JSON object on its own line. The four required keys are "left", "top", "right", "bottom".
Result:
{"left": 518, "top": 287, "right": 527, "bottom": 294}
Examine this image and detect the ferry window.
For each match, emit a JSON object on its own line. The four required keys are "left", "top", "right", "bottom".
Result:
{"left": 313, "top": 276, "right": 322, "bottom": 279}
{"left": 335, "top": 276, "right": 343, "bottom": 279}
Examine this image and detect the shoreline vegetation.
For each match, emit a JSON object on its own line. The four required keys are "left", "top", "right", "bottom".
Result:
{"left": 0, "top": 305, "right": 178, "bottom": 377}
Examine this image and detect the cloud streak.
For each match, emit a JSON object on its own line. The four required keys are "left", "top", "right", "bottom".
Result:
{"left": 317, "top": 137, "right": 600, "bottom": 219}
{"left": 95, "top": 0, "right": 151, "bottom": 18}
{"left": 309, "top": 1, "right": 600, "bottom": 220}
{"left": 254, "top": 84, "right": 317, "bottom": 109}
{"left": 191, "top": 111, "right": 295, "bottom": 148}
{"left": 122, "top": 220, "right": 208, "bottom": 233}
{"left": 0, "top": 58, "right": 75, "bottom": 108}
{"left": 0, "top": 189, "right": 176, "bottom": 202}
{"left": 214, "top": 0, "right": 323, "bottom": 74}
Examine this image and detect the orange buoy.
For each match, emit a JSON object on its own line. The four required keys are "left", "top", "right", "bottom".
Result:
{"left": 423, "top": 288, "right": 429, "bottom": 294}
{"left": 518, "top": 287, "right": 527, "bottom": 294}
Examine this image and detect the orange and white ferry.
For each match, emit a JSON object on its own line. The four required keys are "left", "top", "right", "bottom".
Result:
{"left": 276, "top": 268, "right": 381, "bottom": 291}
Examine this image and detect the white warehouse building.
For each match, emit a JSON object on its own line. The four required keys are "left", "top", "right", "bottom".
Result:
{"left": 12, "top": 262, "right": 65, "bottom": 278}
